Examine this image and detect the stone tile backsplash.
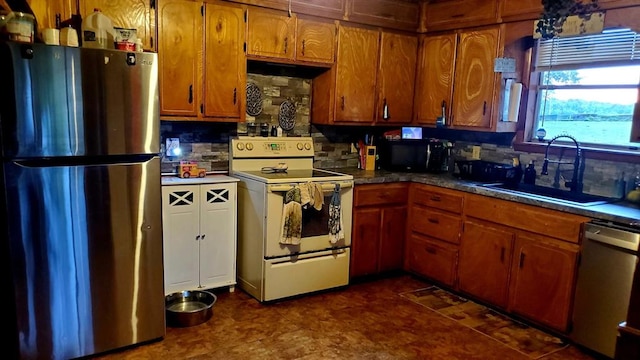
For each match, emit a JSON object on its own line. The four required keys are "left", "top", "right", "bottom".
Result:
{"left": 161, "top": 73, "right": 637, "bottom": 198}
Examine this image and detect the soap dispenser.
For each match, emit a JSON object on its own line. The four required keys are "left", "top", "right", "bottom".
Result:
{"left": 524, "top": 160, "right": 536, "bottom": 185}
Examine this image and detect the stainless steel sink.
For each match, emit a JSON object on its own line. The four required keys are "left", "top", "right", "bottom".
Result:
{"left": 480, "top": 183, "right": 619, "bottom": 207}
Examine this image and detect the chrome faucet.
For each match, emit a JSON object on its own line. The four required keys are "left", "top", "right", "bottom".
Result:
{"left": 540, "top": 134, "right": 583, "bottom": 193}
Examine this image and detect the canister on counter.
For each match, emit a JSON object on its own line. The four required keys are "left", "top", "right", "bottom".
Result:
{"left": 0, "top": 11, "right": 35, "bottom": 43}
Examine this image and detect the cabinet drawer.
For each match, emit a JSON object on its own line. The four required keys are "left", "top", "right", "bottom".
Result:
{"left": 411, "top": 206, "right": 461, "bottom": 244}
{"left": 411, "top": 184, "right": 463, "bottom": 214}
{"left": 407, "top": 233, "right": 458, "bottom": 287}
{"left": 465, "top": 194, "right": 588, "bottom": 243}
{"left": 355, "top": 183, "right": 408, "bottom": 207}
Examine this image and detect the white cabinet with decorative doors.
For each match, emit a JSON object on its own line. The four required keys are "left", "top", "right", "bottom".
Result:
{"left": 161, "top": 178, "right": 238, "bottom": 295}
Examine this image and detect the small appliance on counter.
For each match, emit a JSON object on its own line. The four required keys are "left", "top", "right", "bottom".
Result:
{"left": 378, "top": 131, "right": 452, "bottom": 173}
{"left": 455, "top": 159, "right": 516, "bottom": 183}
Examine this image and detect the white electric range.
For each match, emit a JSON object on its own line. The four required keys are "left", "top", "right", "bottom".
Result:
{"left": 229, "top": 136, "right": 353, "bottom": 302}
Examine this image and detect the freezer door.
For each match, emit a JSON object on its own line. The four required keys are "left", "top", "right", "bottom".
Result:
{"left": 0, "top": 42, "right": 159, "bottom": 158}
{"left": 3, "top": 157, "right": 164, "bottom": 359}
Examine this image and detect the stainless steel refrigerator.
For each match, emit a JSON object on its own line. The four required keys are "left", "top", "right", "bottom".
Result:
{"left": 0, "top": 42, "right": 165, "bottom": 359}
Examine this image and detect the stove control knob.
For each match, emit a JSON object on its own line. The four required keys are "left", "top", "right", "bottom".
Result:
{"left": 296, "top": 142, "right": 303, "bottom": 150}
{"left": 246, "top": 143, "right": 254, "bottom": 151}
{"left": 236, "top": 142, "right": 245, "bottom": 151}
{"left": 304, "top": 142, "right": 311, "bottom": 150}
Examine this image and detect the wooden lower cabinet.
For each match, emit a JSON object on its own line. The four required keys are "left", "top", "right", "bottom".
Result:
{"left": 350, "top": 183, "right": 407, "bottom": 278}
{"left": 458, "top": 220, "right": 514, "bottom": 308}
{"left": 509, "top": 234, "right": 579, "bottom": 332}
{"left": 407, "top": 233, "right": 458, "bottom": 287}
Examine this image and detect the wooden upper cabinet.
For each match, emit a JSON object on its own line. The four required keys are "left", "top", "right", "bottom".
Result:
{"left": 451, "top": 26, "right": 501, "bottom": 130}
{"left": 80, "top": 0, "right": 154, "bottom": 50}
{"left": 377, "top": 32, "right": 417, "bottom": 124}
{"left": 414, "top": 33, "right": 456, "bottom": 126}
{"left": 291, "top": 0, "right": 345, "bottom": 19}
{"left": 28, "top": 0, "right": 74, "bottom": 30}
{"left": 246, "top": 9, "right": 296, "bottom": 61}
{"left": 334, "top": 26, "right": 379, "bottom": 123}
{"left": 203, "top": 3, "right": 246, "bottom": 119}
{"left": 348, "top": 0, "right": 420, "bottom": 32}
{"left": 509, "top": 234, "right": 578, "bottom": 332}
{"left": 296, "top": 17, "right": 336, "bottom": 64}
{"left": 499, "top": 0, "right": 543, "bottom": 22}
{"left": 425, "top": 0, "right": 498, "bottom": 31}
{"left": 158, "top": 0, "right": 202, "bottom": 117}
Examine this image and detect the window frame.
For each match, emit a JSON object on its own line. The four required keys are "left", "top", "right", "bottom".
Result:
{"left": 513, "top": 27, "right": 640, "bottom": 164}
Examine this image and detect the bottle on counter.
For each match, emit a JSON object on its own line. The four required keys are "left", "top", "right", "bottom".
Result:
{"left": 524, "top": 160, "right": 536, "bottom": 185}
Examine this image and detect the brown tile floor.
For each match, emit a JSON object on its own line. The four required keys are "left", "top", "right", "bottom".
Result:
{"left": 94, "top": 275, "right": 597, "bottom": 360}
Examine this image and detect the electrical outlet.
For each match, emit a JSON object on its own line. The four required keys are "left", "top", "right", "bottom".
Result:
{"left": 472, "top": 146, "right": 481, "bottom": 160}
{"left": 351, "top": 143, "right": 357, "bottom": 153}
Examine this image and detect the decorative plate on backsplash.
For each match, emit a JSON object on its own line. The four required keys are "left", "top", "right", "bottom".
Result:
{"left": 278, "top": 100, "right": 296, "bottom": 131}
{"left": 246, "top": 83, "right": 262, "bottom": 116}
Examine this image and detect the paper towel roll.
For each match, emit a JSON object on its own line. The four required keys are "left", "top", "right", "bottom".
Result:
{"left": 507, "top": 82, "right": 522, "bottom": 122}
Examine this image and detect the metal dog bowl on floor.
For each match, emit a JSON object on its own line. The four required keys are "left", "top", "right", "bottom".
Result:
{"left": 165, "top": 290, "right": 217, "bottom": 327}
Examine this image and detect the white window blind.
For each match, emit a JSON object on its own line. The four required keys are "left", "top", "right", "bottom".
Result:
{"left": 535, "top": 28, "right": 640, "bottom": 70}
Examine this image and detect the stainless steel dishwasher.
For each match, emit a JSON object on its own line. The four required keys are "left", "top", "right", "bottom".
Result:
{"left": 571, "top": 220, "right": 640, "bottom": 358}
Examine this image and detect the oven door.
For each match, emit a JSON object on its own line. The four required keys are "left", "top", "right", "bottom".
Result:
{"left": 264, "top": 180, "right": 353, "bottom": 258}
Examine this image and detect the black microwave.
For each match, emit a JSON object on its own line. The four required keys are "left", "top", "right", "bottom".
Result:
{"left": 378, "top": 138, "right": 451, "bottom": 173}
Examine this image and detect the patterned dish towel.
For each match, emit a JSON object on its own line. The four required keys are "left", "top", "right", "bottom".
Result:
{"left": 280, "top": 187, "right": 302, "bottom": 245}
{"left": 299, "top": 182, "right": 324, "bottom": 211}
{"left": 328, "top": 184, "right": 344, "bottom": 244}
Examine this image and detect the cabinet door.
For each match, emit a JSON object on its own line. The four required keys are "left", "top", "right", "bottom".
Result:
{"left": 203, "top": 3, "right": 245, "bottom": 120}
{"left": 379, "top": 205, "right": 407, "bottom": 272}
{"left": 28, "top": 0, "right": 74, "bottom": 30}
{"left": 377, "top": 32, "right": 417, "bottom": 124}
{"left": 452, "top": 27, "right": 500, "bottom": 129}
{"left": 501, "top": 0, "right": 543, "bottom": 21}
{"left": 509, "top": 235, "right": 578, "bottom": 332}
{"left": 335, "top": 26, "right": 379, "bottom": 123}
{"left": 425, "top": 0, "right": 498, "bottom": 31}
{"left": 162, "top": 185, "right": 201, "bottom": 294}
{"left": 79, "top": 0, "right": 153, "bottom": 50}
{"left": 407, "top": 233, "right": 458, "bottom": 287}
{"left": 158, "top": 0, "right": 202, "bottom": 117}
{"left": 458, "top": 221, "right": 514, "bottom": 308}
{"left": 198, "top": 183, "right": 237, "bottom": 290}
{"left": 296, "top": 17, "right": 336, "bottom": 64}
{"left": 351, "top": 207, "right": 381, "bottom": 277}
{"left": 414, "top": 33, "right": 456, "bottom": 126}
{"left": 246, "top": 9, "right": 295, "bottom": 60}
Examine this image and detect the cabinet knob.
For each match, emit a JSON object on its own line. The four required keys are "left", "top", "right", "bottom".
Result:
{"left": 201, "top": 234, "right": 206, "bottom": 241}
{"left": 430, "top": 195, "right": 441, "bottom": 202}
{"left": 284, "top": 37, "right": 288, "bottom": 54}
{"left": 426, "top": 247, "right": 436, "bottom": 254}
{"left": 233, "top": 87, "right": 237, "bottom": 105}
{"left": 301, "top": 39, "right": 306, "bottom": 56}
{"left": 428, "top": 218, "right": 439, "bottom": 224}
{"left": 341, "top": 96, "right": 345, "bottom": 110}
{"left": 188, "top": 84, "right": 193, "bottom": 104}
{"left": 382, "top": 98, "right": 389, "bottom": 120}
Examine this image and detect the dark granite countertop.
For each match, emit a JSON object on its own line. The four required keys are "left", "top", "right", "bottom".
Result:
{"left": 336, "top": 168, "right": 640, "bottom": 228}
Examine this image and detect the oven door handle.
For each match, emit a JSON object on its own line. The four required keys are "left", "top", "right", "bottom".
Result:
{"left": 268, "top": 181, "right": 353, "bottom": 193}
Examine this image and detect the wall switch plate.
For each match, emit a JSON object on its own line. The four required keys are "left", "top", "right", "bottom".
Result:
{"left": 472, "top": 146, "right": 481, "bottom": 160}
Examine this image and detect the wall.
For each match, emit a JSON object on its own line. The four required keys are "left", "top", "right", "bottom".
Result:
{"left": 160, "top": 73, "right": 361, "bottom": 173}
{"left": 160, "top": 73, "right": 638, "bottom": 199}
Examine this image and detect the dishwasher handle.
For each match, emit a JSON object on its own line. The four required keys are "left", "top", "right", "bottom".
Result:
{"left": 584, "top": 223, "right": 640, "bottom": 253}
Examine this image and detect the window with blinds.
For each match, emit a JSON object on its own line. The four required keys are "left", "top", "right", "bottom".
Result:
{"left": 531, "top": 28, "right": 640, "bottom": 148}
{"left": 535, "top": 28, "right": 640, "bottom": 70}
